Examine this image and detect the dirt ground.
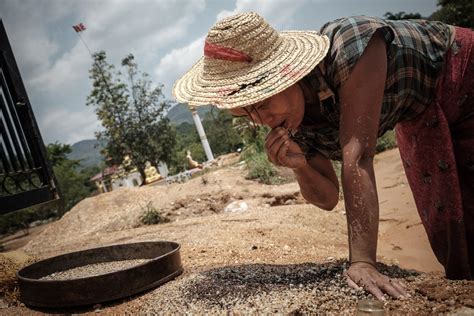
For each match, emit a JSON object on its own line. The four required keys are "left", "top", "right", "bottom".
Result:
{"left": 1, "top": 149, "right": 472, "bottom": 314}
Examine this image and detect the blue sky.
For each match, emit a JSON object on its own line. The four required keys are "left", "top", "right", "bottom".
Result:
{"left": 0, "top": 0, "right": 439, "bottom": 145}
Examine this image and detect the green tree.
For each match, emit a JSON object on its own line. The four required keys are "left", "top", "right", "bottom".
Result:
{"left": 431, "top": 0, "right": 474, "bottom": 28}
{"left": 384, "top": 11, "right": 424, "bottom": 20}
{"left": 46, "top": 143, "right": 94, "bottom": 214}
{"left": 87, "top": 51, "right": 176, "bottom": 183}
{"left": 203, "top": 108, "right": 243, "bottom": 156}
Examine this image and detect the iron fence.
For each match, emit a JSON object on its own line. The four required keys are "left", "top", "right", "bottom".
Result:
{"left": 0, "top": 19, "right": 60, "bottom": 214}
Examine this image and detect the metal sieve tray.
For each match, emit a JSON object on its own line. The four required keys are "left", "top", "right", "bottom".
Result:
{"left": 17, "top": 241, "right": 183, "bottom": 307}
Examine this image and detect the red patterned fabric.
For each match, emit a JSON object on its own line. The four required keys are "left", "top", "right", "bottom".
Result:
{"left": 396, "top": 27, "right": 473, "bottom": 279}
{"left": 204, "top": 41, "right": 252, "bottom": 63}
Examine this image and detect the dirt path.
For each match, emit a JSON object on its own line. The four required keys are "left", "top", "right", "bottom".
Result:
{"left": 375, "top": 150, "right": 443, "bottom": 273}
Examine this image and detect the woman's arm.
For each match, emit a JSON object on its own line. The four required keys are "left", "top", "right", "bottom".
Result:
{"left": 265, "top": 127, "right": 339, "bottom": 210}
{"left": 339, "top": 31, "right": 407, "bottom": 299}
{"left": 293, "top": 153, "right": 339, "bottom": 210}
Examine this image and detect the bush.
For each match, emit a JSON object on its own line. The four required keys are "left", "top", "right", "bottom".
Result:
{"left": 245, "top": 151, "right": 282, "bottom": 184}
{"left": 140, "top": 202, "right": 170, "bottom": 225}
{"left": 376, "top": 129, "right": 397, "bottom": 153}
{"left": 237, "top": 125, "right": 282, "bottom": 184}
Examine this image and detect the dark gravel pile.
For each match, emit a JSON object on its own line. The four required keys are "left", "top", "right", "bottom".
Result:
{"left": 181, "top": 260, "right": 417, "bottom": 314}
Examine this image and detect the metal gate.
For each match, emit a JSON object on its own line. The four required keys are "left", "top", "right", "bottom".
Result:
{"left": 0, "top": 20, "right": 60, "bottom": 214}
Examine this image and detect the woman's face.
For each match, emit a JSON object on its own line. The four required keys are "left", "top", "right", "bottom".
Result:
{"left": 229, "top": 83, "right": 305, "bottom": 130}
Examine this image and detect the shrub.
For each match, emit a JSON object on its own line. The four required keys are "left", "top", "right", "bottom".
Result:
{"left": 376, "top": 129, "right": 397, "bottom": 153}
{"left": 245, "top": 151, "right": 282, "bottom": 184}
{"left": 140, "top": 202, "right": 170, "bottom": 225}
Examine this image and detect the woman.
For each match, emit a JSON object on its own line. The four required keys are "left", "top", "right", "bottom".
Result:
{"left": 173, "top": 12, "right": 473, "bottom": 299}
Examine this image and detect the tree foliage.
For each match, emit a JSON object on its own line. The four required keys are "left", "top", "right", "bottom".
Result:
{"left": 384, "top": 1, "right": 473, "bottom": 29}
{"left": 46, "top": 142, "right": 97, "bottom": 214}
{"left": 431, "top": 0, "right": 474, "bottom": 28}
{"left": 203, "top": 108, "right": 243, "bottom": 156}
{"left": 87, "top": 51, "right": 176, "bottom": 183}
{"left": 384, "top": 11, "right": 424, "bottom": 20}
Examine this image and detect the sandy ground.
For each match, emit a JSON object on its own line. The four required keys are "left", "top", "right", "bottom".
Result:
{"left": 1, "top": 149, "right": 472, "bottom": 314}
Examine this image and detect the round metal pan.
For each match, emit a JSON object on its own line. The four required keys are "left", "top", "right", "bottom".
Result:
{"left": 17, "top": 240, "right": 183, "bottom": 307}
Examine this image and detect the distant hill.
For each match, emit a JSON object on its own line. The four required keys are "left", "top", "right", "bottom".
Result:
{"left": 166, "top": 103, "right": 211, "bottom": 125}
{"left": 68, "top": 139, "right": 107, "bottom": 169}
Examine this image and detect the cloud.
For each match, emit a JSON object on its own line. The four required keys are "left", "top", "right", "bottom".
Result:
{"left": 75, "top": 0, "right": 206, "bottom": 62}
{"left": 0, "top": 0, "right": 71, "bottom": 79}
{"left": 154, "top": 35, "right": 205, "bottom": 100}
{"left": 29, "top": 42, "right": 90, "bottom": 93}
{"left": 216, "top": 0, "right": 314, "bottom": 29}
{"left": 39, "top": 106, "right": 101, "bottom": 144}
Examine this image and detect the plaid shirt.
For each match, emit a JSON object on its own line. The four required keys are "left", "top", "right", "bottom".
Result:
{"left": 291, "top": 16, "right": 453, "bottom": 161}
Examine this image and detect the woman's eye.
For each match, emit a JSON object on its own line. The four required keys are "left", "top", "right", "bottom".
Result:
{"left": 253, "top": 102, "right": 267, "bottom": 112}
{"left": 259, "top": 102, "right": 269, "bottom": 110}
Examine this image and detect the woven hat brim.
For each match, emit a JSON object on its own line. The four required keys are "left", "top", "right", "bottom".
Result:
{"left": 173, "top": 31, "right": 330, "bottom": 109}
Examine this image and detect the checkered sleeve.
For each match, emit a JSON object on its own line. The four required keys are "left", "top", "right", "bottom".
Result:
{"left": 320, "top": 16, "right": 395, "bottom": 90}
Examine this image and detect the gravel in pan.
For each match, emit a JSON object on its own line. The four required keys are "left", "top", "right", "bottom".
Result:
{"left": 40, "top": 259, "right": 150, "bottom": 281}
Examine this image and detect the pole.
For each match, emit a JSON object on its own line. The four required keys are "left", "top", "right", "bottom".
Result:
{"left": 76, "top": 32, "right": 93, "bottom": 57}
{"left": 190, "top": 106, "right": 214, "bottom": 161}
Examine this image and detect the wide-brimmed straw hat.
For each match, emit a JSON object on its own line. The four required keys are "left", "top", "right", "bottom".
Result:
{"left": 173, "top": 12, "right": 330, "bottom": 109}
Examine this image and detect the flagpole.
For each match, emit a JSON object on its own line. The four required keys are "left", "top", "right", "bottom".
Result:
{"left": 76, "top": 32, "right": 93, "bottom": 58}
{"left": 72, "top": 23, "right": 127, "bottom": 153}
{"left": 72, "top": 24, "right": 116, "bottom": 104}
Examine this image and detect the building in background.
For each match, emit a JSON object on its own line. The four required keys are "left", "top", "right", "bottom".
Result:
{"left": 90, "top": 159, "right": 169, "bottom": 193}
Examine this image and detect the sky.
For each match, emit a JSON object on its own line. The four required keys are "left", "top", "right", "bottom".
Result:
{"left": 0, "top": 0, "right": 439, "bottom": 145}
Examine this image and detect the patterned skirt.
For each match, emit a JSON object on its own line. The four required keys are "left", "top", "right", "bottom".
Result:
{"left": 396, "top": 27, "right": 473, "bottom": 279}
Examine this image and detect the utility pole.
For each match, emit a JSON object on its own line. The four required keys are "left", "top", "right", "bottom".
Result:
{"left": 190, "top": 106, "right": 214, "bottom": 161}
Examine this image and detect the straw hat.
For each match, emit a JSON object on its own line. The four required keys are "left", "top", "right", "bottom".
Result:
{"left": 173, "top": 12, "right": 330, "bottom": 109}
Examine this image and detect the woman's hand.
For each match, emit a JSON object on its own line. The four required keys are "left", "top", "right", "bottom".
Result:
{"left": 346, "top": 262, "right": 408, "bottom": 300}
{"left": 265, "top": 127, "right": 306, "bottom": 169}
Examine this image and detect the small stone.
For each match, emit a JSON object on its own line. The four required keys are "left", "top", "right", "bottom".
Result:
{"left": 251, "top": 245, "right": 258, "bottom": 250}
{"left": 224, "top": 201, "right": 249, "bottom": 213}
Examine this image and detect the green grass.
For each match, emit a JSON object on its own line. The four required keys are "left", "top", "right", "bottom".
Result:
{"left": 140, "top": 202, "right": 170, "bottom": 225}
{"left": 245, "top": 151, "right": 284, "bottom": 185}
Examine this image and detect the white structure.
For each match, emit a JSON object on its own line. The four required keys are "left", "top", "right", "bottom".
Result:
{"left": 190, "top": 107, "right": 214, "bottom": 161}
{"left": 111, "top": 171, "right": 142, "bottom": 190}
{"left": 157, "top": 161, "right": 169, "bottom": 178}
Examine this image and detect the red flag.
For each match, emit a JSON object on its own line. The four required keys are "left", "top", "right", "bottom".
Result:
{"left": 72, "top": 23, "right": 86, "bottom": 33}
